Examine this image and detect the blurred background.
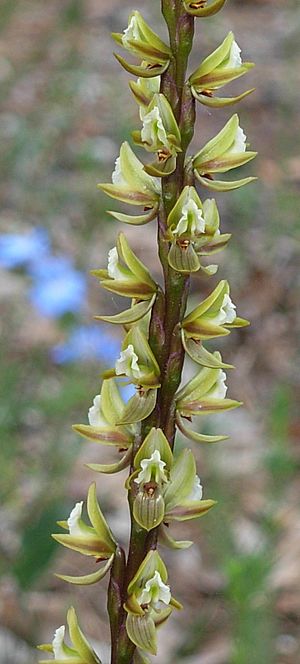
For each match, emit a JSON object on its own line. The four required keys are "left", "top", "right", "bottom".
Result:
{"left": 0, "top": 0, "right": 299, "bottom": 662}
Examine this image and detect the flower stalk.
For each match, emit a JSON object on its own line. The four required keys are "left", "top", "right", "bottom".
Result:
{"left": 39, "top": 1, "right": 256, "bottom": 663}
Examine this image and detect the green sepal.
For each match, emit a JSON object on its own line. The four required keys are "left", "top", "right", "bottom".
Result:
{"left": 163, "top": 450, "right": 196, "bottom": 512}
{"left": 55, "top": 555, "right": 114, "bottom": 585}
{"left": 184, "top": 0, "right": 227, "bottom": 17}
{"left": 114, "top": 53, "right": 168, "bottom": 78}
{"left": 193, "top": 115, "right": 249, "bottom": 167}
{"left": 72, "top": 424, "right": 131, "bottom": 447}
{"left": 181, "top": 332, "right": 234, "bottom": 369}
{"left": 143, "top": 155, "right": 177, "bottom": 177}
{"left": 166, "top": 499, "right": 217, "bottom": 521}
{"left": 95, "top": 277, "right": 155, "bottom": 300}
{"left": 107, "top": 206, "right": 158, "bottom": 225}
{"left": 191, "top": 65, "right": 255, "bottom": 91}
{"left": 195, "top": 171, "right": 257, "bottom": 191}
{"left": 192, "top": 88, "right": 255, "bottom": 108}
{"left": 129, "top": 77, "right": 160, "bottom": 108}
{"left": 98, "top": 184, "right": 156, "bottom": 208}
{"left": 176, "top": 356, "right": 228, "bottom": 402}
{"left": 196, "top": 233, "right": 231, "bottom": 255}
{"left": 67, "top": 607, "right": 102, "bottom": 664}
{"left": 134, "top": 428, "right": 173, "bottom": 470}
{"left": 52, "top": 533, "right": 113, "bottom": 558}
{"left": 194, "top": 150, "right": 257, "bottom": 175}
{"left": 200, "top": 263, "right": 218, "bottom": 276}
{"left": 87, "top": 483, "right": 116, "bottom": 547}
{"left": 86, "top": 448, "right": 132, "bottom": 475}
{"left": 159, "top": 525, "right": 193, "bottom": 550}
{"left": 118, "top": 233, "right": 156, "bottom": 289}
{"left": 126, "top": 614, "right": 157, "bottom": 656}
{"left": 117, "top": 388, "right": 157, "bottom": 425}
{"left": 176, "top": 413, "right": 229, "bottom": 444}
{"left": 168, "top": 242, "right": 200, "bottom": 273}
{"left": 133, "top": 489, "right": 165, "bottom": 531}
{"left": 178, "top": 398, "right": 242, "bottom": 417}
{"left": 95, "top": 296, "right": 156, "bottom": 327}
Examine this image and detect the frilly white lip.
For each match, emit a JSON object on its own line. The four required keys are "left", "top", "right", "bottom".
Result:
{"left": 67, "top": 501, "right": 84, "bottom": 536}
{"left": 52, "top": 625, "right": 66, "bottom": 659}
{"left": 141, "top": 105, "right": 168, "bottom": 148}
{"left": 88, "top": 395, "right": 110, "bottom": 427}
{"left": 226, "top": 40, "right": 242, "bottom": 69}
{"left": 174, "top": 198, "right": 206, "bottom": 236}
{"left": 107, "top": 246, "right": 124, "bottom": 280}
{"left": 138, "top": 570, "right": 171, "bottom": 609}
{"left": 186, "top": 475, "right": 203, "bottom": 502}
{"left": 210, "top": 293, "right": 237, "bottom": 325}
{"left": 135, "top": 449, "right": 168, "bottom": 485}
{"left": 229, "top": 126, "right": 247, "bottom": 154}
{"left": 122, "top": 15, "right": 142, "bottom": 46}
{"left": 115, "top": 344, "right": 141, "bottom": 379}
{"left": 208, "top": 370, "right": 228, "bottom": 399}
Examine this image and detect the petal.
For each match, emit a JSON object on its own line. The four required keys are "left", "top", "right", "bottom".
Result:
{"left": 193, "top": 114, "right": 239, "bottom": 166}
{"left": 133, "top": 490, "right": 165, "bottom": 531}
{"left": 166, "top": 499, "right": 216, "bottom": 521}
{"left": 143, "top": 155, "right": 177, "bottom": 177}
{"left": 107, "top": 207, "right": 158, "bottom": 225}
{"left": 163, "top": 449, "right": 196, "bottom": 511}
{"left": 52, "top": 533, "right": 112, "bottom": 557}
{"left": 195, "top": 172, "right": 258, "bottom": 191}
{"left": 86, "top": 448, "right": 132, "bottom": 474}
{"left": 181, "top": 333, "right": 234, "bottom": 369}
{"left": 72, "top": 424, "right": 131, "bottom": 447}
{"left": 87, "top": 482, "right": 116, "bottom": 547}
{"left": 178, "top": 398, "right": 242, "bottom": 416}
{"left": 117, "top": 232, "right": 156, "bottom": 288}
{"left": 117, "top": 388, "right": 157, "bottom": 425}
{"left": 176, "top": 413, "right": 229, "bottom": 443}
{"left": 114, "top": 53, "right": 169, "bottom": 78}
{"left": 95, "top": 296, "right": 155, "bottom": 326}
{"left": 168, "top": 242, "right": 200, "bottom": 273}
{"left": 159, "top": 525, "right": 193, "bottom": 550}
{"left": 98, "top": 183, "right": 156, "bottom": 207}
{"left": 67, "top": 607, "right": 102, "bottom": 664}
{"left": 184, "top": 0, "right": 227, "bottom": 17}
{"left": 192, "top": 88, "right": 255, "bottom": 107}
{"left": 55, "top": 556, "right": 114, "bottom": 585}
{"left": 126, "top": 614, "right": 157, "bottom": 656}
{"left": 189, "top": 32, "right": 234, "bottom": 81}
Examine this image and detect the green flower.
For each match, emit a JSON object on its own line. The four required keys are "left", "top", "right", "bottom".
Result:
{"left": 125, "top": 551, "right": 181, "bottom": 655}
{"left": 98, "top": 142, "right": 160, "bottom": 225}
{"left": 112, "top": 11, "right": 171, "bottom": 78}
{"left": 193, "top": 114, "right": 257, "bottom": 191}
{"left": 52, "top": 483, "right": 116, "bottom": 577}
{"left": 38, "top": 607, "right": 101, "bottom": 663}
{"left": 190, "top": 31, "right": 254, "bottom": 107}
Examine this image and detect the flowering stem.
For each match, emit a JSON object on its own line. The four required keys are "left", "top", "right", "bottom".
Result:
{"left": 110, "top": 3, "right": 196, "bottom": 662}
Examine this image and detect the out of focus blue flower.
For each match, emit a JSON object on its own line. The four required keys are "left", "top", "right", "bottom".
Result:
{"left": 51, "top": 324, "right": 120, "bottom": 364}
{"left": 0, "top": 228, "right": 49, "bottom": 269}
{"left": 29, "top": 257, "right": 86, "bottom": 318}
